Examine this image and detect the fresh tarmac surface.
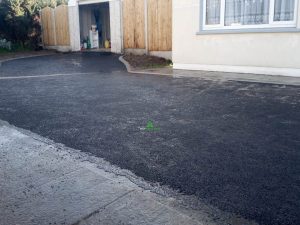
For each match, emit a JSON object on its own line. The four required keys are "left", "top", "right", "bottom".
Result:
{"left": 0, "top": 53, "right": 300, "bottom": 225}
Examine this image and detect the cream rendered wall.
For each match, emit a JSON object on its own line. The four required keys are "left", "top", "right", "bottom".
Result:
{"left": 173, "top": 0, "right": 300, "bottom": 77}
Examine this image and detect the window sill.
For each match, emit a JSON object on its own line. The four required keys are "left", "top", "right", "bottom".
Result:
{"left": 197, "top": 27, "right": 300, "bottom": 35}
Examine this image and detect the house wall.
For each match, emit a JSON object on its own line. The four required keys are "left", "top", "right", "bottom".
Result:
{"left": 173, "top": 0, "right": 300, "bottom": 77}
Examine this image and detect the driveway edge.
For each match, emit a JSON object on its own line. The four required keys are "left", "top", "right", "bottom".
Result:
{"left": 119, "top": 56, "right": 300, "bottom": 86}
{"left": 0, "top": 119, "right": 257, "bottom": 225}
{"left": 0, "top": 52, "right": 55, "bottom": 67}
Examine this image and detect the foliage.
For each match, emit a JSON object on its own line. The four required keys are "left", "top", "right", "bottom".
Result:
{"left": 0, "top": 0, "right": 68, "bottom": 50}
{"left": 38, "top": 0, "right": 68, "bottom": 9}
{"left": 0, "top": 47, "right": 11, "bottom": 54}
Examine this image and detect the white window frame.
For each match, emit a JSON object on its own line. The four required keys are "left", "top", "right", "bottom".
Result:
{"left": 203, "top": 0, "right": 299, "bottom": 30}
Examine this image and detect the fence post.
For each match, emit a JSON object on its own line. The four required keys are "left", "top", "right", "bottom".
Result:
{"left": 52, "top": 8, "right": 57, "bottom": 46}
{"left": 120, "top": 0, "right": 124, "bottom": 53}
{"left": 144, "top": 0, "right": 148, "bottom": 54}
{"left": 39, "top": 10, "right": 44, "bottom": 47}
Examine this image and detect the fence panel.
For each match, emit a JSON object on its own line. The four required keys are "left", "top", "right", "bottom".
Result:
{"left": 41, "top": 5, "right": 70, "bottom": 47}
{"left": 41, "top": 7, "right": 56, "bottom": 46}
{"left": 55, "top": 5, "right": 70, "bottom": 46}
{"left": 147, "top": 0, "right": 172, "bottom": 51}
{"left": 123, "top": 0, "right": 145, "bottom": 49}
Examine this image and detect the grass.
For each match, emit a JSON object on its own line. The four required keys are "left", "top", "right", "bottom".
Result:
{"left": 0, "top": 45, "right": 38, "bottom": 61}
{"left": 0, "top": 43, "right": 33, "bottom": 54}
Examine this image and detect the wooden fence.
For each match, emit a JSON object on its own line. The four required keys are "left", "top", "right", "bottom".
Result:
{"left": 40, "top": 1, "right": 171, "bottom": 52}
{"left": 40, "top": 7, "right": 56, "bottom": 46}
{"left": 123, "top": 0, "right": 172, "bottom": 52}
{"left": 41, "top": 5, "right": 70, "bottom": 46}
{"left": 123, "top": 0, "right": 145, "bottom": 49}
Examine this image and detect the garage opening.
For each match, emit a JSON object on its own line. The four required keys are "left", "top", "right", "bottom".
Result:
{"left": 79, "top": 2, "right": 111, "bottom": 51}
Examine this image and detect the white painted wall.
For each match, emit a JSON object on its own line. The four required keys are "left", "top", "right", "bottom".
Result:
{"left": 172, "top": 0, "right": 300, "bottom": 77}
{"left": 69, "top": 2, "right": 81, "bottom": 51}
{"left": 109, "top": 0, "right": 122, "bottom": 53}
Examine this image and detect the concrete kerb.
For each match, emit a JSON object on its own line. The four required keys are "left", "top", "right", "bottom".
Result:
{"left": 119, "top": 56, "right": 300, "bottom": 86}
{"left": 0, "top": 52, "right": 56, "bottom": 67}
{"left": 2, "top": 53, "right": 300, "bottom": 86}
{"left": 119, "top": 56, "right": 173, "bottom": 76}
{"left": 0, "top": 72, "right": 100, "bottom": 80}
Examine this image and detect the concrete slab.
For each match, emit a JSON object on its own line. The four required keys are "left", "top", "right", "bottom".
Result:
{"left": 0, "top": 126, "right": 82, "bottom": 197}
{"left": 0, "top": 121, "right": 257, "bottom": 225}
{"left": 1, "top": 169, "right": 132, "bottom": 225}
{"left": 78, "top": 190, "right": 203, "bottom": 225}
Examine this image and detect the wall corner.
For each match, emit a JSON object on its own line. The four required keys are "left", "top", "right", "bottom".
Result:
{"left": 68, "top": 3, "right": 81, "bottom": 52}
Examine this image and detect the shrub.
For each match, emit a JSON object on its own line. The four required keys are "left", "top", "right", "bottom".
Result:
{"left": 0, "top": 0, "right": 68, "bottom": 51}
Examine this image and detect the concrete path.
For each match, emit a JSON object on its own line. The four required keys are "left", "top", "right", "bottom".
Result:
{"left": 119, "top": 56, "right": 300, "bottom": 86}
{"left": 0, "top": 120, "right": 256, "bottom": 225}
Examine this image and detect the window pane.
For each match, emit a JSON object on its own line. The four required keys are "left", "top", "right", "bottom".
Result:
{"left": 274, "top": 0, "right": 295, "bottom": 21}
{"left": 206, "top": 0, "right": 221, "bottom": 25}
{"left": 225, "top": 0, "right": 270, "bottom": 26}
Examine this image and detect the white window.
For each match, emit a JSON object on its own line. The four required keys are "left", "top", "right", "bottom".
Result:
{"left": 203, "top": 0, "right": 298, "bottom": 30}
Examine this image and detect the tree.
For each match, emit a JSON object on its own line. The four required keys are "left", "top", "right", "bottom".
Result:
{"left": 0, "top": 0, "right": 28, "bottom": 46}
{"left": 0, "top": 0, "right": 68, "bottom": 49}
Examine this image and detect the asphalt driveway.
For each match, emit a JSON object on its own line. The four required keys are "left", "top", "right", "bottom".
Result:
{"left": 0, "top": 53, "right": 299, "bottom": 225}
